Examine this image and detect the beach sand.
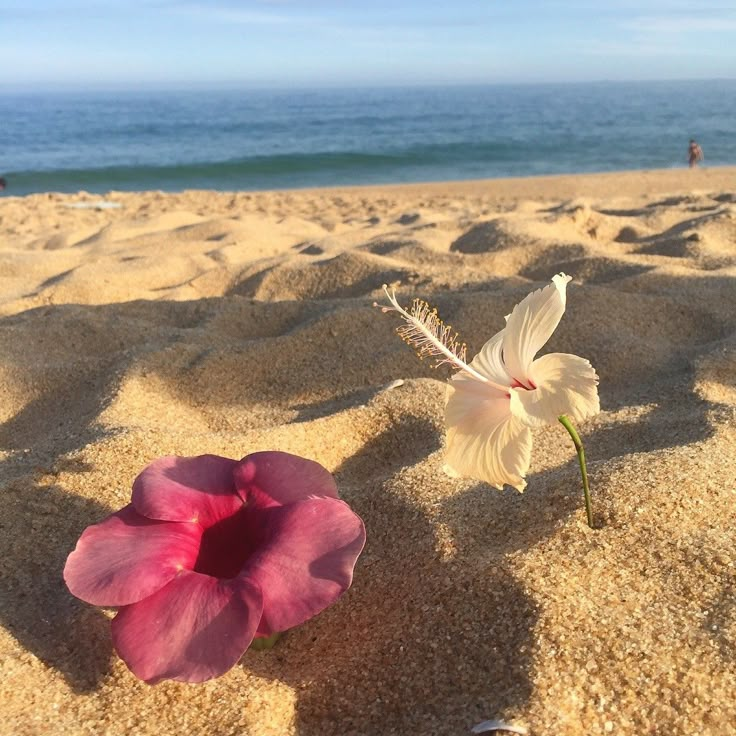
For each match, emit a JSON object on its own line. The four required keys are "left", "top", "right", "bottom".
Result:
{"left": 1, "top": 168, "right": 735, "bottom": 735}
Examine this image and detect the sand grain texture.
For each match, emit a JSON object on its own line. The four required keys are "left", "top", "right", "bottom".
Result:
{"left": 1, "top": 169, "right": 735, "bottom": 736}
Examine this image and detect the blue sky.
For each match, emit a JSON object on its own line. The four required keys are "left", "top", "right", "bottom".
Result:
{"left": 1, "top": 1, "right": 735, "bottom": 88}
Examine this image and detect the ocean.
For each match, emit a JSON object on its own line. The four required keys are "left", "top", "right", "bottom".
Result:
{"left": 2, "top": 80, "right": 735, "bottom": 196}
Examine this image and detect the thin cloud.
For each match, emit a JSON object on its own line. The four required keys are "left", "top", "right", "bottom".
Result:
{"left": 549, "top": 0, "right": 736, "bottom": 9}
{"left": 579, "top": 38, "right": 729, "bottom": 57}
{"left": 167, "top": 2, "right": 302, "bottom": 25}
{"left": 624, "top": 15, "right": 736, "bottom": 33}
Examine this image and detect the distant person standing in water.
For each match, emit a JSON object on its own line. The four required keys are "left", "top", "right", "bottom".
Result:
{"left": 0, "top": 177, "right": 6, "bottom": 191}
{"left": 688, "top": 139, "right": 704, "bottom": 168}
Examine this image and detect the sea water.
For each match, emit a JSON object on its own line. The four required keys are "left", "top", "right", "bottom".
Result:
{"left": 2, "top": 80, "right": 734, "bottom": 195}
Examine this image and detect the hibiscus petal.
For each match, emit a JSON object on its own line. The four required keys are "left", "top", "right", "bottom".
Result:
{"left": 445, "top": 378, "right": 532, "bottom": 491}
{"left": 242, "top": 497, "right": 365, "bottom": 634}
{"left": 132, "top": 454, "right": 243, "bottom": 526}
{"left": 64, "top": 505, "right": 201, "bottom": 607}
{"left": 233, "top": 451, "right": 338, "bottom": 510}
{"left": 468, "top": 328, "right": 511, "bottom": 386}
{"left": 111, "top": 571, "right": 263, "bottom": 684}
{"left": 503, "top": 273, "right": 571, "bottom": 385}
{"left": 510, "top": 352, "right": 600, "bottom": 428}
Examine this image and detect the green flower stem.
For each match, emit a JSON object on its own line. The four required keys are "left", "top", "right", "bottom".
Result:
{"left": 558, "top": 414, "right": 593, "bottom": 528}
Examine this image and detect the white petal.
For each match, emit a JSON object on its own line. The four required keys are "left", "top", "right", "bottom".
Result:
{"left": 445, "top": 379, "right": 532, "bottom": 491}
{"left": 467, "top": 328, "right": 511, "bottom": 386}
{"left": 503, "top": 273, "right": 571, "bottom": 385}
{"left": 509, "top": 352, "right": 600, "bottom": 428}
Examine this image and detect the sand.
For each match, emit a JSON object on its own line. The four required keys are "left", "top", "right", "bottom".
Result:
{"left": 1, "top": 168, "right": 735, "bottom": 736}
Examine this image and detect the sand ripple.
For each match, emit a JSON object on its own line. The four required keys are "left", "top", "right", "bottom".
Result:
{"left": 1, "top": 170, "right": 735, "bottom": 735}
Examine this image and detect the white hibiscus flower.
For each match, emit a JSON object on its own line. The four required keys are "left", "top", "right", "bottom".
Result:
{"left": 380, "top": 274, "right": 599, "bottom": 497}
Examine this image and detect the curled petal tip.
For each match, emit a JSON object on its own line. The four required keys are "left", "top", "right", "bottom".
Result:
{"left": 552, "top": 272, "right": 573, "bottom": 299}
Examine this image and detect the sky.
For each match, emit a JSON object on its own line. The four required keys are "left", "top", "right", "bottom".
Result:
{"left": 1, "top": 0, "right": 735, "bottom": 88}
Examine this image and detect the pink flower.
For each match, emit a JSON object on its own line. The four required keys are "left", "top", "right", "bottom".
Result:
{"left": 64, "top": 452, "right": 366, "bottom": 684}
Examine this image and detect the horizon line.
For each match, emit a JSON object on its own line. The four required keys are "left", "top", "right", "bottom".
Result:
{"left": 1, "top": 76, "right": 735, "bottom": 94}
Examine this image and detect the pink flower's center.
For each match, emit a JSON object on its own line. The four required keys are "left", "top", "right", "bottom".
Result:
{"left": 511, "top": 378, "right": 536, "bottom": 391}
{"left": 193, "top": 506, "right": 259, "bottom": 579}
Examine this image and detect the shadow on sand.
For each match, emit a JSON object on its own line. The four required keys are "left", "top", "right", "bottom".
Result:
{"left": 0, "top": 261, "right": 732, "bottom": 714}
{"left": 0, "top": 476, "right": 114, "bottom": 692}
{"left": 244, "top": 416, "right": 540, "bottom": 735}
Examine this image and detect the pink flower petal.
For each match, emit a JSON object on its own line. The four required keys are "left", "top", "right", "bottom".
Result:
{"left": 132, "top": 454, "right": 243, "bottom": 527}
{"left": 111, "top": 570, "right": 263, "bottom": 684}
{"left": 242, "top": 497, "right": 365, "bottom": 634}
{"left": 64, "top": 505, "right": 201, "bottom": 607}
{"left": 233, "top": 451, "right": 338, "bottom": 510}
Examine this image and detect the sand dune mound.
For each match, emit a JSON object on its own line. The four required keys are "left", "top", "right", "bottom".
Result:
{"left": 524, "top": 254, "right": 652, "bottom": 283}
{"left": 362, "top": 236, "right": 422, "bottom": 256}
{"left": 71, "top": 211, "right": 207, "bottom": 247}
{"left": 230, "top": 251, "right": 422, "bottom": 301}
{"left": 449, "top": 218, "right": 524, "bottom": 253}
{"left": 614, "top": 224, "right": 647, "bottom": 243}
{"left": 619, "top": 207, "right": 736, "bottom": 270}
{"left": 360, "top": 237, "right": 469, "bottom": 275}
{"left": 695, "top": 340, "right": 736, "bottom": 408}
{"left": 634, "top": 233, "right": 703, "bottom": 258}
{"left": 2, "top": 171, "right": 736, "bottom": 736}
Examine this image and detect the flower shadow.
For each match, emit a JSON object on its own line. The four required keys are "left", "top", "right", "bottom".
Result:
{"left": 243, "top": 418, "right": 539, "bottom": 735}
{"left": 587, "top": 389, "right": 715, "bottom": 462}
{"left": 437, "top": 464, "right": 581, "bottom": 564}
{"left": 0, "top": 479, "right": 114, "bottom": 692}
